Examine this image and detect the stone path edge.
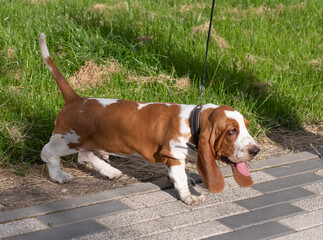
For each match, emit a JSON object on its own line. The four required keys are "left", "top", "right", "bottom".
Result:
{"left": 1, "top": 148, "right": 322, "bottom": 224}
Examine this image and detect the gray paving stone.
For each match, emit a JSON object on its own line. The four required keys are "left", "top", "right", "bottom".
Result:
{"left": 87, "top": 182, "right": 161, "bottom": 200}
{"left": 204, "top": 221, "right": 294, "bottom": 240}
{"left": 215, "top": 154, "right": 323, "bottom": 179}
{"left": 218, "top": 203, "right": 304, "bottom": 229}
{"left": 0, "top": 199, "right": 79, "bottom": 224}
{"left": 252, "top": 172, "right": 323, "bottom": 193}
{"left": 271, "top": 224, "right": 323, "bottom": 240}
{"left": 75, "top": 220, "right": 170, "bottom": 240}
{"left": 217, "top": 154, "right": 323, "bottom": 179}
{"left": 236, "top": 187, "right": 314, "bottom": 210}
{"left": 291, "top": 194, "right": 323, "bottom": 211}
{"left": 6, "top": 220, "right": 106, "bottom": 240}
{"left": 0, "top": 218, "right": 47, "bottom": 238}
{"left": 160, "top": 202, "right": 247, "bottom": 230}
{"left": 0, "top": 182, "right": 159, "bottom": 223}
{"left": 37, "top": 200, "right": 130, "bottom": 227}
{"left": 142, "top": 221, "right": 231, "bottom": 240}
{"left": 249, "top": 152, "right": 323, "bottom": 170}
{"left": 224, "top": 171, "right": 276, "bottom": 188}
{"left": 97, "top": 207, "right": 160, "bottom": 229}
{"left": 192, "top": 186, "right": 262, "bottom": 210}
{"left": 278, "top": 208, "right": 323, "bottom": 231}
{"left": 264, "top": 159, "right": 323, "bottom": 178}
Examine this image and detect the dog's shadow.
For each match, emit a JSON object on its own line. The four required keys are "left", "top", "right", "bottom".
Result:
{"left": 72, "top": 154, "right": 203, "bottom": 201}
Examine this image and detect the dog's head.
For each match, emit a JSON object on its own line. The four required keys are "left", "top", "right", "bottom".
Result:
{"left": 196, "top": 105, "right": 260, "bottom": 193}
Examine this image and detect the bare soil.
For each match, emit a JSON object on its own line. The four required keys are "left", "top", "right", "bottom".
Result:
{"left": 0, "top": 125, "right": 322, "bottom": 212}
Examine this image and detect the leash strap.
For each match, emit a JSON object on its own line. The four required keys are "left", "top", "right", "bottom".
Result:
{"left": 197, "top": 0, "right": 216, "bottom": 105}
{"left": 188, "top": 0, "right": 216, "bottom": 151}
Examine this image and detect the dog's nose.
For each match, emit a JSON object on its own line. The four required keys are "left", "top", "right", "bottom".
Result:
{"left": 249, "top": 146, "right": 260, "bottom": 156}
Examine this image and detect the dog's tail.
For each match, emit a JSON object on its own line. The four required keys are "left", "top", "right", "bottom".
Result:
{"left": 39, "top": 33, "right": 79, "bottom": 103}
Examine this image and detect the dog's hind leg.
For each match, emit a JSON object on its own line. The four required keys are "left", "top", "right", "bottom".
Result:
{"left": 41, "top": 133, "right": 78, "bottom": 183}
{"left": 78, "top": 151, "right": 122, "bottom": 179}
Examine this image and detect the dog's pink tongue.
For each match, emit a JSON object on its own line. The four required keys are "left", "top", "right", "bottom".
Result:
{"left": 236, "top": 162, "right": 250, "bottom": 176}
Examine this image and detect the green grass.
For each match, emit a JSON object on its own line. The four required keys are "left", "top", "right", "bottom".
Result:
{"left": 0, "top": 0, "right": 322, "bottom": 167}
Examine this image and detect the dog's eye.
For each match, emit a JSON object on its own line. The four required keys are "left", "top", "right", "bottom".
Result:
{"left": 228, "top": 128, "right": 238, "bottom": 135}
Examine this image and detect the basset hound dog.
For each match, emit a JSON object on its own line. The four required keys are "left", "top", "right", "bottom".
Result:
{"left": 39, "top": 33, "right": 260, "bottom": 205}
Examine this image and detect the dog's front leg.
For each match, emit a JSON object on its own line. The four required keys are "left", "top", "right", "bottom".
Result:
{"left": 168, "top": 160, "right": 206, "bottom": 205}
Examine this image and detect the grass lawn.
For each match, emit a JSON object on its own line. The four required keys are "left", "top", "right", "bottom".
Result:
{"left": 0, "top": 0, "right": 322, "bottom": 168}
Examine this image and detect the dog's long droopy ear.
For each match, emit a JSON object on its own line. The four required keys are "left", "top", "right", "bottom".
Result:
{"left": 231, "top": 165, "right": 254, "bottom": 187}
{"left": 197, "top": 129, "right": 225, "bottom": 193}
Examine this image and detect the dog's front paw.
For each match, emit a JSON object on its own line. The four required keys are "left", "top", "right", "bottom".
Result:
{"left": 51, "top": 171, "right": 74, "bottom": 184}
{"left": 183, "top": 194, "right": 207, "bottom": 206}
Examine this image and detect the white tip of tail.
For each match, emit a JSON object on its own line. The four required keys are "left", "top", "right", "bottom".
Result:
{"left": 39, "top": 33, "right": 50, "bottom": 60}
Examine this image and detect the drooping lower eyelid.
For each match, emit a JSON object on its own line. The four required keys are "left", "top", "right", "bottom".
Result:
{"left": 228, "top": 128, "right": 238, "bottom": 135}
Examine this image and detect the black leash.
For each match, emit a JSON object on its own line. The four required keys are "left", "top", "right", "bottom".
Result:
{"left": 197, "top": 0, "right": 216, "bottom": 105}
{"left": 188, "top": 0, "right": 216, "bottom": 151}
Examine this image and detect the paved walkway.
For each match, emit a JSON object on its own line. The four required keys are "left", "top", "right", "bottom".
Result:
{"left": 1, "top": 149, "right": 322, "bottom": 240}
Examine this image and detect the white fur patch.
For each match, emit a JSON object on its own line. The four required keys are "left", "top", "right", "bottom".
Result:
{"left": 224, "top": 110, "right": 256, "bottom": 161}
{"left": 39, "top": 33, "right": 50, "bottom": 60}
{"left": 63, "top": 130, "right": 80, "bottom": 144}
{"left": 45, "top": 130, "right": 80, "bottom": 157}
{"left": 137, "top": 102, "right": 172, "bottom": 110}
{"left": 39, "top": 34, "right": 54, "bottom": 73}
{"left": 168, "top": 160, "right": 190, "bottom": 197}
{"left": 179, "top": 105, "right": 195, "bottom": 136}
{"left": 169, "top": 138, "right": 187, "bottom": 160}
{"left": 89, "top": 98, "right": 118, "bottom": 107}
{"left": 201, "top": 103, "right": 219, "bottom": 111}
{"left": 41, "top": 130, "right": 81, "bottom": 183}
{"left": 137, "top": 102, "right": 153, "bottom": 110}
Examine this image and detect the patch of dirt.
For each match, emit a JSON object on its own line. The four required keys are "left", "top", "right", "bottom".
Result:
{"left": 69, "top": 60, "right": 190, "bottom": 90}
{"left": 245, "top": 53, "right": 266, "bottom": 65}
{"left": 174, "top": 76, "right": 191, "bottom": 89}
{"left": 180, "top": 3, "right": 206, "bottom": 13}
{"left": 90, "top": 2, "right": 129, "bottom": 13}
{"left": 7, "top": 125, "right": 25, "bottom": 144}
{"left": 1, "top": 124, "right": 321, "bottom": 212}
{"left": 69, "top": 59, "right": 123, "bottom": 90}
{"left": 6, "top": 47, "right": 14, "bottom": 59}
{"left": 192, "top": 22, "right": 230, "bottom": 50}
{"left": 1, "top": 121, "right": 26, "bottom": 145}
{"left": 226, "top": 2, "right": 306, "bottom": 20}
{"left": 308, "top": 58, "right": 322, "bottom": 70}
{"left": 127, "top": 73, "right": 191, "bottom": 89}
{"left": 92, "top": 4, "right": 106, "bottom": 11}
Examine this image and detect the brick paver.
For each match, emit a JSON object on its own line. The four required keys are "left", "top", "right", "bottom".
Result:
{"left": 236, "top": 187, "right": 314, "bottom": 210}
{"left": 204, "top": 221, "right": 294, "bottom": 240}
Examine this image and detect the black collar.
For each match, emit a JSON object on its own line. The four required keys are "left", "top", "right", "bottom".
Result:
{"left": 187, "top": 105, "right": 202, "bottom": 151}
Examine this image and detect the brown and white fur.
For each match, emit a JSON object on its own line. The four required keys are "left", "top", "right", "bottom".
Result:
{"left": 39, "top": 33, "right": 260, "bottom": 205}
